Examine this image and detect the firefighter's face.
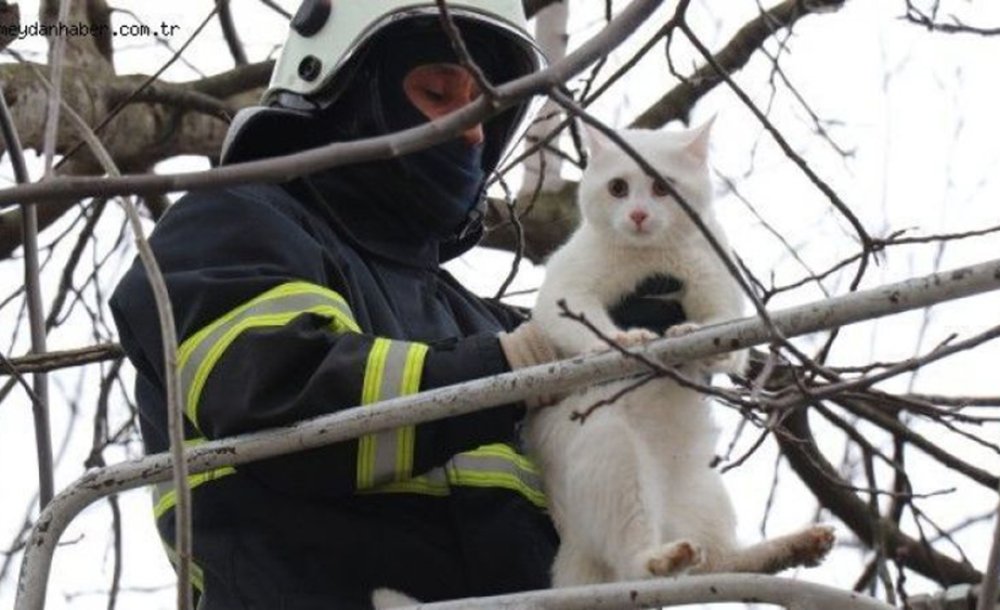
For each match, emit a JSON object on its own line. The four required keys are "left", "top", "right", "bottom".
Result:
{"left": 403, "top": 64, "right": 484, "bottom": 147}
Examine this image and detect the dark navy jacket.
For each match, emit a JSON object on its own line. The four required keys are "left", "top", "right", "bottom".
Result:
{"left": 110, "top": 179, "right": 558, "bottom": 609}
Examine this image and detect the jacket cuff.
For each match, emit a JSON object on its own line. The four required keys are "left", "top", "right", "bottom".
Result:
{"left": 421, "top": 332, "right": 509, "bottom": 389}
{"left": 421, "top": 333, "right": 521, "bottom": 450}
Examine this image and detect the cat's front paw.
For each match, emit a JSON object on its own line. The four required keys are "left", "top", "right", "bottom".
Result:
{"left": 586, "top": 328, "right": 658, "bottom": 354}
{"left": 643, "top": 540, "right": 705, "bottom": 577}
{"left": 664, "top": 322, "right": 700, "bottom": 339}
{"left": 665, "top": 323, "right": 747, "bottom": 376}
{"left": 615, "top": 328, "right": 658, "bottom": 347}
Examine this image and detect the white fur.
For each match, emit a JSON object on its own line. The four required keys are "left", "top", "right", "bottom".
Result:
{"left": 525, "top": 124, "right": 833, "bottom": 586}
{"left": 371, "top": 588, "right": 419, "bottom": 609}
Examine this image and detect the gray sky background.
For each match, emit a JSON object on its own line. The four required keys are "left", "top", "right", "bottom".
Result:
{"left": 2, "top": 1, "right": 999, "bottom": 608}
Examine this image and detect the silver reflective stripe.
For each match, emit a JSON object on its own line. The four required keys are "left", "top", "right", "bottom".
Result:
{"left": 356, "top": 339, "right": 428, "bottom": 489}
{"left": 361, "top": 443, "right": 547, "bottom": 508}
{"left": 177, "top": 282, "right": 358, "bottom": 429}
{"left": 447, "top": 444, "right": 546, "bottom": 508}
{"left": 370, "top": 340, "right": 412, "bottom": 482}
{"left": 152, "top": 480, "right": 172, "bottom": 507}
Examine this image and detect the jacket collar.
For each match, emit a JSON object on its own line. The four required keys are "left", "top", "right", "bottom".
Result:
{"left": 288, "top": 174, "right": 444, "bottom": 270}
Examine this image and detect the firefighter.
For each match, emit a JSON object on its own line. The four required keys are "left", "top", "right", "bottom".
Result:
{"left": 111, "top": 1, "right": 562, "bottom": 608}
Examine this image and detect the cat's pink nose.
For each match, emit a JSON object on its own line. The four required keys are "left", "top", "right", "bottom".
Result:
{"left": 629, "top": 209, "right": 649, "bottom": 228}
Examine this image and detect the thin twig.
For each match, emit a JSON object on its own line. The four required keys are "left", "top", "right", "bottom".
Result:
{"left": 257, "top": 0, "right": 291, "bottom": 19}
{"left": 903, "top": 393, "right": 1000, "bottom": 408}
{"left": 773, "top": 324, "right": 1000, "bottom": 408}
{"left": 832, "top": 395, "right": 997, "bottom": 490}
{"left": 434, "top": 0, "right": 499, "bottom": 100}
{"left": 45, "top": 198, "right": 109, "bottom": 330}
{"left": 903, "top": 3, "right": 1000, "bottom": 37}
{"left": 1, "top": 343, "right": 123, "bottom": 376}
{"left": 51, "top": 6, "right": 220, "bottom": 173}
{"left": 0, "top": 0, "right": 666, "bottom": 207}
{"left": 677, "top": 21, "right": 873, "bottom": 294}
{"left": 0, "top": 75, "right": 54, "bottom": 507}
{"left": 491, "top": 172, "right": 526, "bottom": 300}
{"left": 0, "top": 351, "right": 44, "bottom": 407}
{"left": 216, "top": 0, "right": 247, "bottom": 66}
{"left": 31, "top": 67, "right": 195, "bottom": 610}
{"left": 977, "top": 483, "right": 1000, "bottom": 610}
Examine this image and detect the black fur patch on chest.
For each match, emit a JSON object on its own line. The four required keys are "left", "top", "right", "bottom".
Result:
{"left": 608, "top": 273, "right": 686, "bottom": 334}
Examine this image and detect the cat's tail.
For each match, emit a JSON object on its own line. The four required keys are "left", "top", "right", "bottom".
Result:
{"left": 698, "top": 524, "right": 835, "bottom": 575}
{"left": 371, "top": 588, "right": 420, "bottom": 609}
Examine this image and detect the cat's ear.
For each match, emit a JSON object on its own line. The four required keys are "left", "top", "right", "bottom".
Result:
{"left": 580, "top": 121, "right": 614, "bottom": 158}
{"left": 682, "top": 115, "right": 715, "bottom": 162}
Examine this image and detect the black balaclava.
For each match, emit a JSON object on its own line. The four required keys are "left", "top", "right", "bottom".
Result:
{"left": 369, "top": 29, "right": 491, "bottom": 235}
{"left": 298, "top": 19, "right": 527, "bottom": 264}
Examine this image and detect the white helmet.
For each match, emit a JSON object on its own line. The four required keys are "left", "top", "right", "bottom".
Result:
{"left": 221, "top": 0, "right": 547, "bottom": 165}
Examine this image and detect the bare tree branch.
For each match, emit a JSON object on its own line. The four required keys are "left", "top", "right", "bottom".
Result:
{"left": 978, "top": 492, "right": 1000, "bottom": 609}
{"left": 0, "top": 0, "right": 667, "bottom": 207}
{"left": 776, "top": 407, "right": 983, "bottom": 585}
{"left": 904, "top": 2, "right": 1000, "bottom": 36}
{"left": 0, "top": 58, "right": 54, "bottom": 509}
{"left": 216, "top": 0, "right": 247, "bottom": 66}
{"left": 632, "top": 0, "right": 846, "bottom": 128}
{"left": 1, "top": 343, "right": 122, "bottom": 376}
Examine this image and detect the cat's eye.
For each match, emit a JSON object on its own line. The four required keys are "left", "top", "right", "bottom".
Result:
{"left": 652, "top": 177, "right": 676, "bottom": 197}
{"left": 607, "top": 178, "right": 629, "bottom": 198}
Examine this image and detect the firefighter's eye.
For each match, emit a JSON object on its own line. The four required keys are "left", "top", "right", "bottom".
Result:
{"left": 422, "top": 88, "right": 446, "bottom": 102}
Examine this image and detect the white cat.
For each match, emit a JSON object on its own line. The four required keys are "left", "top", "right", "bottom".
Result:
{"left": 525, "top": 121, "right": 834, "bottom": 587}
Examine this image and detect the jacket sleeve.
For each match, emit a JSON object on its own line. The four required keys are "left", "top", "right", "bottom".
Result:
{"left": 110, "top": 188, "right": 520, "bottom": 500}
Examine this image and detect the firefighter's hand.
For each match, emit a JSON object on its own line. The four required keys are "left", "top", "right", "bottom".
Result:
{"left": 498, "top": 321, "right": 559, "bottom": 409}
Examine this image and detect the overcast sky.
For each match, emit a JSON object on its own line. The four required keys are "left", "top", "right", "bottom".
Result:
{"left": 2, "top": 1, "right": 999, "bottom": 609}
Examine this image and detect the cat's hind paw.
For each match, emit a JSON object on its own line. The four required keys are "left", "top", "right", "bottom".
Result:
{"left": 791, "top": 525, "right": 836, "bottom": 567}
{"left": 643, "top": 540, "right": 705, "bottom": 577}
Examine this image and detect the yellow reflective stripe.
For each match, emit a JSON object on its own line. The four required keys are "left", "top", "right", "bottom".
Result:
{"left": 150, "top": 438, "right": 238, "bottom": 519}
{"left": 361, "top": 443, "right": 547, "bottom": 508}
{"left": 395, "top": 343, "right": 428, "bottom": 479}
{"left": 360, "top": 472, "right": 450, "bottom": 497}
{"left": 161, "top": 542, "right": 205, "bottom": 592}
{"left": 449, "top": 443, "right": 547, "bottom": 508}
{"left": 362, "top": 338, "right": 391, "bottom": 403}
{"left": 464, "top": 443, "right": 542, "bottom": 475}
{"left": 178, "top": 281, "right": 359, "bottom": 430}
{"left": 357, "top": 338, "right": 392, "bottom": 489}
{"left": 447, "top": 469, "right": 547, "bottom": 508}
{"left": 153, "top": 466, "right": 237, "bottom": 520}
{"left": 356, "top": 339, "right": 429, "bottom": 490}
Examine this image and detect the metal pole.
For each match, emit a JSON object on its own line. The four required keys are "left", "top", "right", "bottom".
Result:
{"left": 15, "top": 257, "right": 1000, "bottom": 610}
{"left": 413, "top": 572, "right": 896, "bottom": 609}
